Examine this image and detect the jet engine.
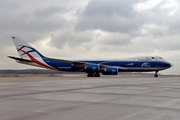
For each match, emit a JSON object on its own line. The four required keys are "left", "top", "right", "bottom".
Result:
{"left": 85, "top": 64, "right": 99, "bottom": 72}
{"left": 101, "top": 67, "right": 118, "bottom": 75}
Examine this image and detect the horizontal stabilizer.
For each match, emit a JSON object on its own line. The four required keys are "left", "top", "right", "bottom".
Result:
{"left": 8, "top": 56, "right": 36, "bottom": 62}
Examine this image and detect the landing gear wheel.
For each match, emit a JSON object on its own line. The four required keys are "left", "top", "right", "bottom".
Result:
{"left": 87, "top": 73, "right": 100, "bottom": 77}
{"left": 87, "top": 74, "right": 90, "bottom": 77}
{"left": 97, "top": 74, "right": 100, "bottom": 77}
{"left": 94, "top": 73, "right": 100, "bottom": 77}
{"left": 87, "top": 73, "right": 93, "bottom": 77}
{"left": 154, "top": 74, "right": 158, "bottom": 77}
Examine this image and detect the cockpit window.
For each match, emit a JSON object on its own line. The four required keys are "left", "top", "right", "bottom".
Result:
{"left": 159, "top": 57, "right": 162, "bottom": 59}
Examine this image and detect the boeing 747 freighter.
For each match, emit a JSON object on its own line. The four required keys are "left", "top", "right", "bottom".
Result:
{"left": 8, "top": 37, "right": 172, "bottom": 77}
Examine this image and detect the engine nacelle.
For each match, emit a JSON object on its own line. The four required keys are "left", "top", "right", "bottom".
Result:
{"left": 101, "top": 67, "right": 118, "bottom": 75}
{"left": 85, "top": 64, "right": 99, "bottom": 72}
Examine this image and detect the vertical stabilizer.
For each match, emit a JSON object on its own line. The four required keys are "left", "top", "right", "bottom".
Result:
{"left": 12, "top": 37, "right": 44, "bottom": 59}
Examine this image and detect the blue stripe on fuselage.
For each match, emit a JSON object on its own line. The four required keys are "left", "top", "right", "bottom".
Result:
{"left": 41, "top": 57, "right": 171, "bottom": 72}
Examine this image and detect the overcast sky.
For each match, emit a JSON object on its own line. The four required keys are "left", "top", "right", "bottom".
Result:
{"left": 0, "top": 0, "right": 180, "bottom": 74}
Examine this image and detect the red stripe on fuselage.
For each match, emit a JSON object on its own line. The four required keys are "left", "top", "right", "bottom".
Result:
{"left": 17, "top": 48, "right": 57, "bottom": 70}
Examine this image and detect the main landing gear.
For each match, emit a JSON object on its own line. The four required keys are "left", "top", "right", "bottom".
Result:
{"left": 154, "top": 71, "right": 158, "bottom": 77}
{"left": 87, "top": 73, "right": 100, "bottom": 77}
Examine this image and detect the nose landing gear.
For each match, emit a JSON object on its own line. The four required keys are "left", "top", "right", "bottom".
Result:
{"left": 154, "top": 71, "right": 158, "bottom": 77}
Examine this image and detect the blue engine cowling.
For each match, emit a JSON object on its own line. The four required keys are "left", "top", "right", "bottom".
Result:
{"left": 85, "top": 64, "right": 99, "bottom": 72}
{"left": 101, "top": 67, "right": 118, "bottom": 75}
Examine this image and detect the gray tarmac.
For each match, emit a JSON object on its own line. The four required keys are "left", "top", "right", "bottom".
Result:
{"left": 0, "top": 76, "right": 180, "bottom": 120}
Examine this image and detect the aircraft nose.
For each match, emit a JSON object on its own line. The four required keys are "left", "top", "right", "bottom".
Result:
{"left": 170, "top": 63, "right": 173, "bottom": 67}
{"left": 163, "top": 62, "right": 172, "bottom": 68}
{"left": 167, "top": 62, "right": 173, "bottom": 68}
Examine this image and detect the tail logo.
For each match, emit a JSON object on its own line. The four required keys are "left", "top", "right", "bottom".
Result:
{"left": 17, "top": 46, "right": 57, "bottom": 70}
{"left": 17, "top": 45, "right": 44, "bottom": 58}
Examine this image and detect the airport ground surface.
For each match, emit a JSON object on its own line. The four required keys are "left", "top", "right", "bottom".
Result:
{"left": 0, "top": 75, "right": 180, "bottom": 120}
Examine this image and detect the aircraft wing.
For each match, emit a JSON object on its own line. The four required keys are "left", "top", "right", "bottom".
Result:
{"left": 47, "top": 57, "right": 89, "bottom": 67}
{"left": 48, "top": 57, "right": 128, "bottom": 70}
